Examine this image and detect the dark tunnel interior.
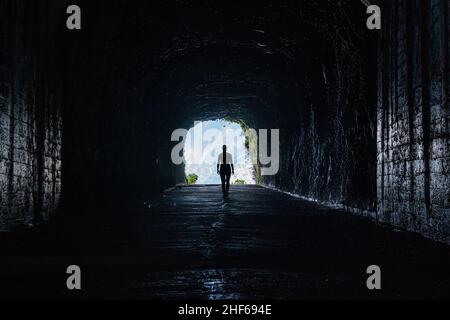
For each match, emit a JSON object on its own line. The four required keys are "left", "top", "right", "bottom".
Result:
{"left": 1, "top": 0, "right": 450, "bottom": 300}
{"left": 63, "top": 0, "right": 378, "bottom": 213}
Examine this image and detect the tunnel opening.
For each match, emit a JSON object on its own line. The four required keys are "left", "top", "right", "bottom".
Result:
{"left": 183, "top": 119, "right": 256, "bottom": 185}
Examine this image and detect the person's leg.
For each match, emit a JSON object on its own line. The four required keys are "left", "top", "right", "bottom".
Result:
{"left": 220, "top": 172, "right": 226, "bottom": 196}
{"left": 225, "top": 172, "right": 231, "bottom": 196}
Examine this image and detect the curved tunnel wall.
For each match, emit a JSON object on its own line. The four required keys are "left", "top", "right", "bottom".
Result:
{"left": 0, "top": 0, "right": 66, "bottom": 229}
{"left": 377, "top": 0, "right": 450, "bottom": 242}
{"left": 0, "top": 0, "right": 449, "bottom": 243}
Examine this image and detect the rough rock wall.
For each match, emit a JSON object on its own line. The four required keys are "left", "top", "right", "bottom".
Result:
{"left": 0, "top": 0, "right": 64, "bottom": 229}
{"left": 377, "top": 0, "right": 450, "bottom": 242}
{"left": 261, "top": 1, "right": 377, "bottom": 213}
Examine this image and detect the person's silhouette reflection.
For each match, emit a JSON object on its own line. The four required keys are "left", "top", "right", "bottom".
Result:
{"left": 217, "top": 145, "right": 234, "bottom": 198}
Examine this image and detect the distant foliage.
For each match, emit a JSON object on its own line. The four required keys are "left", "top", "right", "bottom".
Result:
{"left": 233, "top": 179, "right": 246, "bottom": 185}
{"left": 185, "top": 173, "right": 199, "bottom": 185}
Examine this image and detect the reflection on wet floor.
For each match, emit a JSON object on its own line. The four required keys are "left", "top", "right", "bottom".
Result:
{"left": 202, "top": 269, "right": 237, "bottom": 300}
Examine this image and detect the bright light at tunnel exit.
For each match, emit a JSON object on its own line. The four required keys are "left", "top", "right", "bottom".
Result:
{"left": 184, "top": 120, "right": 256, "bottom": 185}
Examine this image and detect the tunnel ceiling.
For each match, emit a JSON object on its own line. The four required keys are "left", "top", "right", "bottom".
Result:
{"left": 73, "top": 0, "right": 371, "bottom": 127}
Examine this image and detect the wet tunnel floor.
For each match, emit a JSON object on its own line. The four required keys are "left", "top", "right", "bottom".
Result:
{"left": 1, "top": 185, "right": 450, "bottom": 299}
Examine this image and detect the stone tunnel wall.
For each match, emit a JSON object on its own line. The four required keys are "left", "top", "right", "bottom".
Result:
{"left": 0, "top": 0, "right": 65, "bottom": 230}
{"left": 377, "top": 0, "right": 450, "bottom": 243}
{"left": 260, "top": 1, "right": 378, "bottom": 214}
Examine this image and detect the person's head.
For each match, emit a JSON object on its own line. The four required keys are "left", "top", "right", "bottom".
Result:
{"left": 222, "top": 145, "right": 227, "bottom": 152}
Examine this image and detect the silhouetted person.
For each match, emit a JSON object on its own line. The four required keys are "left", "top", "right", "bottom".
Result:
{"left": 217, "top": 145, "right": 234, "bottom": 198}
